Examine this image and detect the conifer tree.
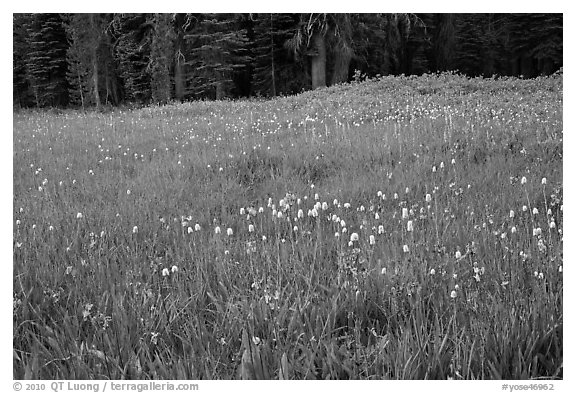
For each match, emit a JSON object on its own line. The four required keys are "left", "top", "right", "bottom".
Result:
{"left": 251, "top": 13, "right": 300, "bottom": 96}
{"left": 112, "top": 14, "right": 154, "bottom": 104}
{"left": 186, "top": 14, "right": 251, "bottom": 99}
{"left": 149, "top": 13, "right": 174, "bottom": 104}
{"left": 24, "top": 13, "right": 69, "bottom": 107}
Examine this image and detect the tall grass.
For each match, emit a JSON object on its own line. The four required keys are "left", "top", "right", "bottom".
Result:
{"left": 13, "top": 72, "right": 562, "bottom": 379}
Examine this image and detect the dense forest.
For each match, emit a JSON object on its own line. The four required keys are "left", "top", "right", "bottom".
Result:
{"left": 13, "top": 13, "right": 562, "bottom": 109}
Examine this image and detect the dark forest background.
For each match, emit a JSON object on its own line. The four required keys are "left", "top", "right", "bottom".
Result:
{"left": 13, "top": 13, "right": 563, "bottom": 109}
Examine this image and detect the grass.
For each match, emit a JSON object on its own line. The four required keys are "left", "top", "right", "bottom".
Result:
{"left": 13, "top": 72, "right": 563, "bottom": 380}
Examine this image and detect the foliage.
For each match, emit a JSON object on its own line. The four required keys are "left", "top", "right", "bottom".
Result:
{"left": 13, "top": 13, "right": 563, "bottom": 106}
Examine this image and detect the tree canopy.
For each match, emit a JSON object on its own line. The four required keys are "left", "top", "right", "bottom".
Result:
{"left": 13, "top": 13, "right": 563, "bottom": 108}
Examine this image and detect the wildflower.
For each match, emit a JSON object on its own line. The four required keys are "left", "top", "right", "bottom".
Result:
{"left": 407, "top": 220, "right": 413, "bottom": 232}
{"left": 426, "top": 194, "right": 432, "bottom": 203}
{"left": 65, "top": 266, "right": 73, "bottom": 275}
{"left": 455, "top": 250, "right": 462, "bottom": 259}
{"left": 432, "top": 166, "right": 437, "bottom": 173}
{"left": 49, "top": 226, "right": 54, "bottom": 231}
{"left": 344, "top": 203, "right": 351, "bottom": 209}
{"left": 538, "top": 272, "right": 544, "bottom": 280}
{"left": 369, "top": 235, "right": 375, "bottom": 245}
{"left": 314, "top": 193, "right": 319, "bottom": 200}
{"left": 541, "top": 177, "right": 547, "bottom": 185}
{"left": 405, "top": 187, "right": 410, "bottom": 194}
{"left": 533, "top": 227, "right": 542, "bottom": 236}
{"left": 240, "top": 207, "right": 245, "bottom": 215}
{"left": 187, "top": 227, "right": 193, "bottom": 234}
{"left": 215, "top": 226, "right": 221, "bottom": 234}
{"left": 171, "top": 265, "right": 178, "bottom": 273}
{"left": 360, "top": 205, "right": 365, "bottom": 212}
{"left": 509, "top": 210, "right": 515, "bottom": 219}
{"left": 394, "top": 193, "right": 399, "bottom": 200}
{"left": 537, "top": 239, "right": 546, "bottom": 253}
{"left": 262, "top": 235, "right": 267, "bottom": 241}
{"left": 335, "top": 232, "right": 340, "bottom": 238}
{"left": 378, "top": 225, "right": 384, "bottom": 234}
{"left": 348, "top": 241, "right": 354, "bottom": 247}
{"left": 162, "top": 268, "right": 170, "bottom": 277}
{"left": 522, "top": 205, "right": 528, "bottom": 212}
{"left": 454, "top": 284, "right": 459, "bottom": 290}
{"left": 195, "top": 223, "right": 201, "bottom": 231}
{"left": 258, "top": 207, "right": 264, "bottom": 213}
{"left": 38, "top": 186, "right": 43, "bottom": 192}
{"left": 501, "top": 233, "right": 506, "bottom": 239}
{"left": 381, "top": 267, "right": 387, "bottom": 275}
{"left": 248, "top": 224, "right": 254, "bottom": 233}
{"left": 333, "top": 199, "right": 338, "bottom": 205}
{"left": 277, "top": 211, "right": 283, "bottom": 219}
{"left": 293, "top": 226, "right": 298, "bottom": 232}
{"left": 440, "top": 162, "right": 445, "bottom": 169}
{"left": 521, "top": 176, "right": 527, "bottom": 185}
{"left": 76, "top": 212, "right": 83, "bottom": 219}
{"left": 451, "top": 158, "right": 456, "bottom": 165}
{"left": 252, "top": 336, "right": 261, "bottom": 345}
{"left": 450, "top": 290, "right": 457, "bottom": 299}
{"left": 342, "top": 227, "right": 347, "bottom": 233}
{"left": 15, "top": 220, "right": 20, "bottom": 226}
{"left": 559, "top": 266, "right": 563, "bottom": 273}
{"left": 133, "top": 226, "right": 139, "bottom": 234}
{"left": 377, "top": 191, "right": 383, "bottom": 197}
{"left": 403, "top": 244, "right": 409, "bottom": 253}
{"left": 549, "top": 221, "right": 556, "bottom": 229}
{"left": 340, "top": 220, "right": 346, "bottom": 227}
{"left": 227, "top": 228, "right": 233, "bottom": 236}
{"left": 322, "top": 202, "right": 328, "bottom": 211}
{"left": 374, "top": 212, "right": 380, "bottom": 220}
{"left": 350, "top": 233, "right": 359, "bottom": 242}
{"left": 127, "top": 189, "right": 131, "bottom": 195}
{"left": 224, "top": 250, "right": 230, "bottom": 255}
{"left": 402, "top": 208, "right": 409, "bottom": 219}
{"left": 430, "top": 268, "right": 436, "bottom": 275}
{"left": 533, "top": 207, "right": 539, "bottom": 215}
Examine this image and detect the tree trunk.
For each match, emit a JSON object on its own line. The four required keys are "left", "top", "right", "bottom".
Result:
{"left": 89, "top": 15, "right": 101, "bottom": 109}
{"left": 174, "top": 55, "right": 185, "bottom": 100}
{"left": 215, "top": 81, "right": 225, "bottom": 100}
{"left": 270, "top": 14, "right": 276, "bottom": 96}
{"left": 310, "top": 32, "right": 326, "bottom": 89}
{"left": 92, "top": 51, "right": 100, "bottom": 108}
{"left": 331, "top": 49, "right": 351, "bottom": 85}
{"left": 174, "top": 31, "right": 185, "bottom": 100}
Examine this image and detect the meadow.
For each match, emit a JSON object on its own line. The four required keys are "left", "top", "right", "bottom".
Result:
{"left": 13, "top": 72, "right": 563, "bottom": 380}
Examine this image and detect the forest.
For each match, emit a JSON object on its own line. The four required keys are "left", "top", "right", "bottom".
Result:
{"left": 13, "top": 13, "right": 563, "bottom": 109}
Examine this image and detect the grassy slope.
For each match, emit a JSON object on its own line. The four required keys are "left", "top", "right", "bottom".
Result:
{"left": 13, "top": 72, "right": 563, "bottom": 379}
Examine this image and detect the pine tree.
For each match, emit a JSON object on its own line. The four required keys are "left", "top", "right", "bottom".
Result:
{"left": 251, "top": 13, "right": 300, "bottom": 96}
{"left": 149, "top": 13, "right": 174, "bottom": 104}
{"left": 112, "top": 14, "right": 154, "bottom": 104}
{"left": 24, "top": 13, "right": 69, "bottom": 107}
{"left": 185, "top": 14, "right": 251, "bottom": 99}
{"left": 13, "top": 14, "right": 34, "bottom": 107}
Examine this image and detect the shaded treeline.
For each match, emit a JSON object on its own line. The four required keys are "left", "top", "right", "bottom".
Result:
{"left": 13, "top": 13, "right": 562, "bottom": 108}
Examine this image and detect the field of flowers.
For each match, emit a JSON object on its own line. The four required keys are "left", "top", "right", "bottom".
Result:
{"left": 13, "top": 72, "right": 563, "bottom": 380}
